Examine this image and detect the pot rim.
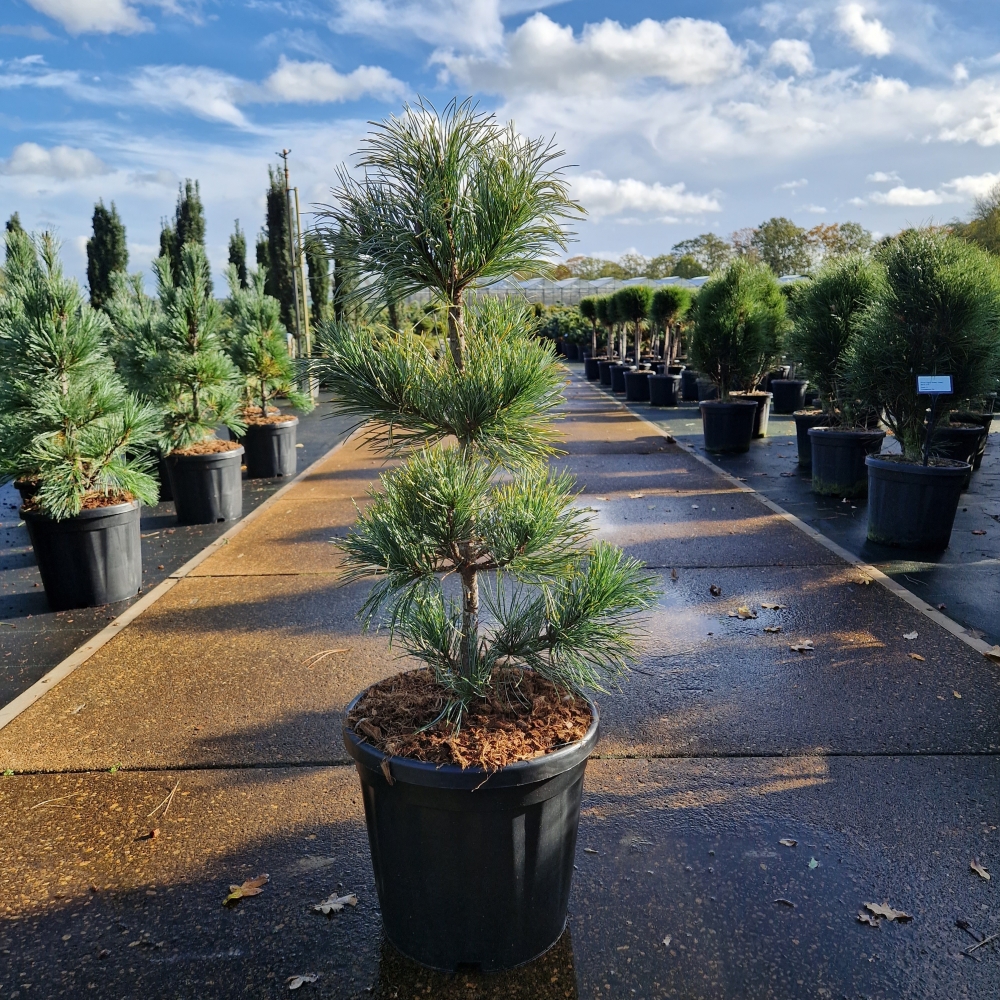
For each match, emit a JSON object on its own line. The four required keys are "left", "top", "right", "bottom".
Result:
{"left": 808, "top": 426, "right": 885, "bottom": 439}
{"left": 342, "top": 688, "right": 600, "bottom": 790}
{"left": 169, "top": 444, "right": 245, "bottom": 462}
{"left": 699, "top": 398, "right": 758, "bottom": 409}
{"left": 243, "top": 415, "right": 299, "bottom": 429}
{"left": 772, "top": 379, "right": 808, "bottom": 386}
{"left": 20, "top": 498, "right": 139, "bottom": 523}
{"left": 866, "top": 454, "right": 970, "bottom": 474}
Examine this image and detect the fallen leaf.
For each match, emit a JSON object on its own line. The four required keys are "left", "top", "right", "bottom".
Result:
{"left": 728, "top": 606, "right": 758, "bottom": 620}
{"left": 287, "top": 973, "right": 320, "bottom": 990}
{"left": 224, "top": 874, "right": 269, "bottom": 906}
{"left": 780, "top": 472, "right": 795, "bottom": 477}
{"left": 857, "top": 911, "right": 878, "bottom": 926}
{"left": 854, "top": 575, "right": 873, "bottom": 586}
{"left": 594, "top": 497, "right": 608, "bottom": 501}
{"left": 789, "top": 641, "right": 814, "bottom": 653}
{"left": 863, "top": 901, "right": 912, "bottom": 922}
{"left": 380, "top": 758, "right": 394, "bottom": 785}
{"left": 937, "top": 603, "right": 947, "bottom": 610}
{"left": 808, "top": 857, "right": 819, "bottom": 869}
{"left": 972, "top": 529, "right": 987, "bottom": 535}
{"left": 761, "top": 603, "right": 786, "bottom": 610}
{"left": 779, "top": 838, "right": 797, "bottom": 848}
{"left": 670, "top": 568, "right": 678, "bottom": 582}
{"left": 774, "top": 898, "right": 796, "bottom": 908}
{"left": 908, "top": 653, "right": 925, "bottom": 661}
{"left": 691, "top": 504, "right": 699, "bottom": 509}
{"left": 628, "top": 493, "right": 645, "bottom": 500}
{"left": 709, "top": 584, "right": 722, "bottom": 597}
{"left": 903, "top": 631, "right": 918, "bottom": 640}
{"left": 583, "top": 847, "right": 599, "bottom": 854}
{"left": 971, "top": 860, "right": 991, "bottom": 881}
{"left": 662, "top": 935, "right": 671, "bottom": 947}
{"left": 983, "top": 646, "right": 1000, "bottom": 664}
{"left": 764, "top": 625, "right": 782, "bottom": 633}
{"left": 314, "top": 892, "right": 357, "bottom": 915}
{"left": 953, "top": 690, "right": 962, "bottom": 699}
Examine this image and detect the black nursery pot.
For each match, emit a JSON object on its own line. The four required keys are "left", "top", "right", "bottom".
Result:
{"left": 809, "top": 427, "right": 885, "bottom": 497}
{"left": 764, "top": 366, "right": 791, "bottom": 392}
{"left": 699, "top": 399, "right": 758, "bottom": 453}
{"left": 22, "top": 500, "right": 141, "bottom": 611}
{"left": 598, "top": 360, "right": 614, "bottom": 387}
{"left": 584, "top": 356, "right": 601, "bottom": 381}
{"left": 156, "top": 452, "right": 173, "bottom": 502}
{"left": 648, "top": 374, "right": 682, "bottom": 407}
{"left": 793, "top": 410, "right": 828, "bottom": 469}
{"left": 680, "top": 369, "right": 700, "bottom": 401}
{"left": 610, "top": 364, "right": 631, "bottom": 394}
{"left": 951, "top": 411, "right": 994, "bottom": 470}
{"left": 866, "top": 455, "right": 968, "bottom": 549}
{"left": 624, "top": 369, "right": 650, "bottom": 401}
{"left": 732, "top": 391, "right": 772, "bottom": 438}
{"left": 927, "top": 423, "right": 983, "bottom": 490}
{"left": 696, "top": 378, "right": 719, "bottom": 402}
{"left": 667, "top": 364, "right": 686, "bottom": 376}
{"left": 242, "top": 417, "right": 299, "bottom": 478}
{"left": 771, "top": 379, "right": 808, "bottom": 415}
{"left": 343, "top": 696, "right": 599, "bottom": 973}
{"left": 167, "top": 446, "right": 244, "bottom": 525}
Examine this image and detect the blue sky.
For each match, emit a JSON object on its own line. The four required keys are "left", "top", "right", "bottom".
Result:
{"left": 2, "top": 0, "right": 999, "bottom": 285}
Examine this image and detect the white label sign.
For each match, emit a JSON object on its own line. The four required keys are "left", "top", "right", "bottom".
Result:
{"left": 916, "top": 375, "right": 953, "bottom": 394}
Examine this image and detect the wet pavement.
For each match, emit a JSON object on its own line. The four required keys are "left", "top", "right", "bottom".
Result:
{"left": 0, "top": 378, "right": 998, "bottom": 998}
{"left": 0, "top": 399, "right": 357, "bottom": 708}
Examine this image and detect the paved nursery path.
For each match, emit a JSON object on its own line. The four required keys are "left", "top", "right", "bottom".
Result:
{"left": 0, "top": 377, "right": 998, "bottom": 999}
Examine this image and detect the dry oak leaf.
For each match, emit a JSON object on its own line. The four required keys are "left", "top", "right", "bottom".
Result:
{"left": 908, "top": 653, "right": 926, "bottom": 662}
{"left": 224, "top": 874, "right": 269, "bottom": 906}
{"left": 983, "top": 646, "right": 1000, "bottom": 664}
{"left": 789, "top": 641, "right": 814, "bottom": 653}
{"left": 670, "top": 568, "right": 678, "bottom": 582}
{"left": 314, "top": 892, "right": 357, "bottom": 915}
{"left": 863, "top": 901, "right": 912, "bottom": 922}
{"left": 761, "top": 603, "right": 786, "bottom": 610}
{"left": 857, "top": 911, "right": 878, "bottom": 926}
{"left": 709, "top": 584, "right": 722, "bottom": 597}
{"left": 287, "top": 973, "right": 320, "bottom": 990}
{"left": 729, "top": 606, "right": 758, "bottom": 620}
{"left": 779, "top": 839, "right": 797, "bottom": 848}
{"left": 971, "top": 860, "right": 991, "bottom": 881}
{"left": 764, "top": 626, "right": 782, "bottom": 634}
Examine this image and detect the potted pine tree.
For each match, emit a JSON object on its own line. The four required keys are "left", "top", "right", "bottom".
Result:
{"left": 595, "top": 296, "right": 615, "bottom": 385}
{"left": 225, "top": 266, "right": 313, "bottom": 477}
{"left": 579, "top": 296, "right": 600, "bottom": 379}
{"left": 147, "top": 246, "right": 245, "bottom": 524}
{"left": 0, "top": 231, "right": 159, "bottom": 610}
{"left": 691, "top": 260, "right": 785, "bottom": 452}
{"left": 317, "top": 99, "right": 654, "bottom": 973}
{"left": 616, "top": 286, "right": 653, "bottom": 400}
{"left": 789, "top": 255, "right": 884, "bottom": 486}
{"left": 851, "top": 230, "right": 1000, "bottom": 548}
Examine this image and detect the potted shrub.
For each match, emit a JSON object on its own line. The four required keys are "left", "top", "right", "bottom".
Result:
{"left": 789, "top": 255, "right": 884, "bottom": 485}
{"left": 317, "top": 100, "right": 654, "bottom": 973}
{"left": 594, "top": 296, "right": 616, "bottom": 384}
{"left": 649, "top": 286, "right": 691, "bottom": 366}
{"left": 579, "top": 296, "right": 600, "bottom": 379}
{"left": 690, "top": 260, "right": 785, "bottom": 453}
{"left": 850, "top": 230, "right": 1000, "bottom": 548}
{"left": 0, "top": 231, "right": 159, "bottom": 610}
{"left": 225, "top": 266, "right": 313, "bottom": 477}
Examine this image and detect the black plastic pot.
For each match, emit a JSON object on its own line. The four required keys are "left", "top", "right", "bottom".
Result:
{"left": 242, "top": 417, "right": 298, "bottom": 478}
{"left": 804, "top": 388, "right": 819, "bottom": 408}
{"left": 732, "top": 392, "right": 772, "bottom": 438}
{"left": 22, "top": 500, "right": 141, "bottom": 611}
{"left": 680, "top": 369, "right": 700, "bottom": 401}
{"left": 809, "top": 427, "right": 885, "bottom": 497}
{"left": 928, "top": 423, "right": 983, "bottom": 489}
{"left": 866, "top": 455, "right": 968, "bottom": 549}
{"left": 649, "top": 374, "right": 682, "bottom": 407}
{"left": 699, "top": 400, "right": 758, "bottom": 453}
{"left": 564, "top": 343, "right": 579, "bottom": 361}
{"left": 771, "top": 379, "right": 808, "bottom": 415}
{"left": 156, "top": 453, "right": 173, "bottom": 502}
{"left": 667, "top": 364, "right": 686, "bottom": 376}
{"left": 14, "top": 479, "right": 40, "bottom": 503}
{"left": 610, "top": 365, "right": 631, "bottom": 394}
{"left": 598, "top": 360, "right": 614, "bottom": 387}
{"left": 696, "top": 378, "right": 719, "bottom": 402}
{"left": 793, "top": 410, "right": 828, "bottom": 469}
{"left": 584, "top": 357, "right": 601, "bottom": 381}
{"left": 167, "top": 446, "right": 244, "bottom": 525}
{"left": 950, "top": 411, "right": 995, "bottom": 470}
{"left": 764, "top": 366, "right": 791, "bottom": 392}
{"left": 624, "top": 369, "right": 650, "bottom": 401}
{"left": 343, "top": 693, "right": 599, "bottom": 973}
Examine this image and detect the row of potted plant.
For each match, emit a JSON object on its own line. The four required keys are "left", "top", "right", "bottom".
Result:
{"left": 0, "top": 232, "right": 311, "bottom": 610}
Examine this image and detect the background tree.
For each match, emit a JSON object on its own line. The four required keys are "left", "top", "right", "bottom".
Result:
{"left": 579, "top": 295, "right": 599, "bottom": 356}
{"left": 805, "top": 222, "right": 873, "bottom": 265}
{"left": 264, "top": 165, "right": 296, "bottom": 331}
{"left": 751, "top": 217, "right": 811, "bottom": 275}
{"left": 672, "top": 233, "right": 732, "bottom": 272}
{"left": 672, "top": 254, "right": 708, "bottom": 279}
{"left": 647, "top": 254, "right": 676, "bottom": 278}
{"left": 304, "top": 233, "right": 330, "bottom": 326}
{"left": 86, "top": 200, "right": 128, "bottom": 311}
{"left": 952, "top": 180, "right": 1000, "bottom": 256}
{"left": 160, "top": 180, "right": 208, "bottom": 287}
{"left": 255, "top": 232, "right": 268, "bottom": 269}
{"left": 228, "top": 220, "right": 248, "bottom": 289}
{"left": 320, "top": 98, "right": 581, "bottom": 371}
{"left": 5, "top": 212, "right": 24, "bottom": 259}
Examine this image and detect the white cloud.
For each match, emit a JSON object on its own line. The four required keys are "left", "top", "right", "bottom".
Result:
{"left": 867, "top": 170, "right": 900, "bottom": 182}
{"left": 776, "top": 178, "right": 808, "bottom": 191}
{"left": 570, "top": 174, "right": 721, "bottom": 221}
{"left": 869, "top": 185, "right": 943, "bottom": 206}
{"left": 767, "top": 39, "right": 814, "bottom": 75}
{"left": 25, "top": 0, "right": 150, "bottom": 35}
{"left": 260, "top": 57, "right": 407, "bottom": 103}
{"left": 437, "top": 14, "right": 745, "bottom": 94}
{"left": 805, "top": 203, "right": 828, "bottom": 213}
{"left": 837, "top": 3, "right": 893, "bottom": 58}
{"left": 943, "top": 171, "right": 1000, "bottom": 199}
{"left": 0, "top": 142, "right": 109, "bottom": 179}
{"left": 129, "top": 66, "right": 248, "bottom": 127}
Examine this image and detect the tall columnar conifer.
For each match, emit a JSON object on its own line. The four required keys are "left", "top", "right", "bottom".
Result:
{"left": 228, "top": 220, "right": 248, "bottom": 289}
{"left": 304, "top": 233, "right": 330, "bottom": 326}
{"left": 86, "top": 200, "right": 128, "bottom": 311}
{"left": 264, "top": 165, "right": 296, "bottom": 331}
{"left": 160, "top": 180, "right": 209, "bottom": 289}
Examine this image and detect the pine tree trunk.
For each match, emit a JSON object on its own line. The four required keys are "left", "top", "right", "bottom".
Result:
{"left": 460, "top": 566, "right": 479, "bottom": 680}
{"left": 447, "top": 288, "right": 465, "bottom": 371}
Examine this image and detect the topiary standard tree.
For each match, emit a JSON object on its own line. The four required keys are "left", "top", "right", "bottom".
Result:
{"left": 0, "top": 229, "right": 158, "bottom": 520}
{"left": 595, "top": 294, "right": 613, "bottom": 358}
{"left": 86, "top": 200, "right": 128, "bottom": 311}
{"left": 319, "top": 98, "right": 581, "bottom": 372}
{"left": 850, "top": 229, "right": 1000, "bottom": 461}
{"left": 691, "top": 259, "right": 786, "bottom": 399}
{"left": 579, "top": 295, "right": 598, "bottom": 357}
{"left": 650, "top": 286, "right": 691, "bottom": 364}
{"left": 613, "top": 285, "right": 653, "bottom": 362}
{"left": 789, "top": 255, "right": 881, "bottom": 424}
